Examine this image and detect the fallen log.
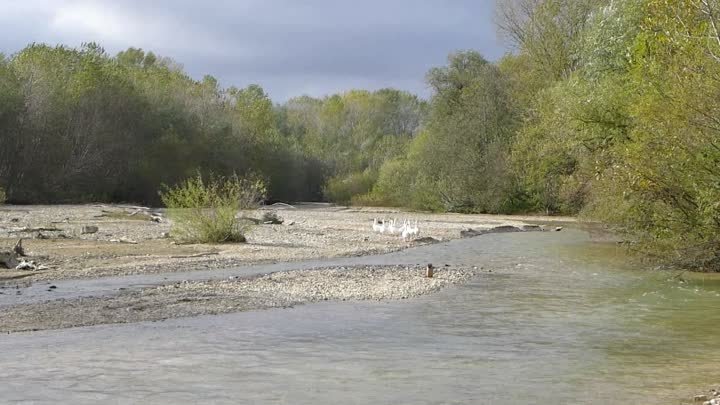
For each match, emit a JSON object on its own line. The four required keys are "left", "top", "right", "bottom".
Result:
{"left": 169, "top": 252, "right": 220, "bottom": 259}
{"left": 8, "top": 226, "right": 62, "bottom": 233}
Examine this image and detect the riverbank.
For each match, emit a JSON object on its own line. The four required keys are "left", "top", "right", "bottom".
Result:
{"left": 0, "top": 264, "right": 477, "bottom": 333}
{"left": 0, "top": 204, "right": 572, "bottom": 283}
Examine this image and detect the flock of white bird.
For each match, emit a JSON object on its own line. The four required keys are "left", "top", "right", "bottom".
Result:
{"left": 371, "top": 218, "right": 420, "bottom": 240}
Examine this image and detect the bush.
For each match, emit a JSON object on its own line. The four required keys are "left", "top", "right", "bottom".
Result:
{"left": 323, "top": 170, "right": 377, "bottom": 204}
{"left": 160, "top": 173, "right": 266, "bottom": 243}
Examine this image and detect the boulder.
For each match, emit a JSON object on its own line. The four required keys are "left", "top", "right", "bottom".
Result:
{"left": 460, "top": 228, "right": 483, "bottom": 238}
{"left": 82, "top": 225, "right": 99, "bottom": 234}
{"left": 0, "top": 250, "right": 19, "bottom": 269}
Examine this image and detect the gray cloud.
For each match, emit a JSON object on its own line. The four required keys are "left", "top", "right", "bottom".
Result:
{"left": 0, "top": 0, "right": 505, "bottom": 101}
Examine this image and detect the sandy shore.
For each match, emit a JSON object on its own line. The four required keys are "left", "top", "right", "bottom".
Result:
{"left": 0, "top": 204, "right": 572, "bottom": 282}
{"left": 0, "top": 265, "right": 477, "bottom": 333}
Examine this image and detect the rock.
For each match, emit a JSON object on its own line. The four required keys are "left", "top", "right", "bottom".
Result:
{"left": 10, "top": 218, "right": 19, "bottom": 222}
{"left": 161, "top": 232, "right": 170, "bottom": 239}
{"left": 555, "top": 226, "right": 563, "bottom": 232}
{"left": 286, "top": 220, "right": 295, "bottom": 226}
{"left": 0, "top": 250, "right": 19, "bottom": 269}
{"left": 261, "top": 211, "right": 284, "bottom": 225}
{"left": 460, "top": 228, "right": 483, "bottom": 238}
{"left": 81, "top": 225, "right": 99, "bottom": 234}
{"left": 150, "top": 215, "right": 162, "bottom": 223}
{"left": 414, "top": 236, "right": 441, "bottom": 244}
{"left": 695, "top": 395, "right": 709, "bottom": 402}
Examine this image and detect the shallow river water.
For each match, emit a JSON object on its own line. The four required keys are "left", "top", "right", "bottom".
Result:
{"left": 1, "top": 229, "right": 719, "bottom": 404}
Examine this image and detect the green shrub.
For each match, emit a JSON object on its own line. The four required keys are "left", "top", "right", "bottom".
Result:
{"left": 323, "top": 170, "right": 377, "bottom": 204}
{"left": 160, "top": 173, "right": 266, "bottom": 243}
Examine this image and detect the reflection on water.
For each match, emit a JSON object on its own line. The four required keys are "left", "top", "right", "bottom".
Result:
{"left": 1, "top": 229, "right": 718, "bottom": 404}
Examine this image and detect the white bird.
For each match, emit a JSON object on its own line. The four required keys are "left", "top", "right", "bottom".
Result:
{"left": 402, "top": 219, "right": 419, "bottom": 239}
{"left": 401, "top": 219, "right": 411, "bottom": 240}
{"left": 409, "top": 220, "right": 420, "bottom": 237}
{"left": 378, "top": 218, "right": 387, "bottom": 233}
{"left": 388, "top": 218, "right": 398, "bottom": 234}
{"left": 372, "top": 218, "right": 383, "bottom": 233}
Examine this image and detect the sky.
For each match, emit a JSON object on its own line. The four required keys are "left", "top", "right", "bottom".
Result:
{"left": 0, "top": 0, "right": 507, "bottom": 101}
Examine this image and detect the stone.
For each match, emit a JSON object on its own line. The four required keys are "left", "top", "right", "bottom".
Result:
{"left": 555, "top": 226, "right": 563, "bottom": 232}
{"left": 460, "top": 228, "right": 483, "bottom": 238}
{"left": 81, "top": 225, "right": 99, "bottom": 234}
{"left": 695, "top": 395, "right": 709, "bottom": 402}
{"left": 0, "top": 250, "right": 19, "bottom": 269}
{"left": 150, "top": 215, "right": 162, "bottom": 223}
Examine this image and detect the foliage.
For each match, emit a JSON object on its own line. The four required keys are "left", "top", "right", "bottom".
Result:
{"left": 323, "top": 170, "right": 377, "bottom": 205}
{"left": 370, "top": 51, "right": 521, "bottom": 213}
{"left": 501, "top": 0, "right": 720, "bottom": 269}
{"left": 4, "top": 6, "right": 720, "bottom": 270}
{"left": 160, "top": 173, "right": 265, "bottom": 243}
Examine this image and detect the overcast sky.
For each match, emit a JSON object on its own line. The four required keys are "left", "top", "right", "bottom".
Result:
{"left": 0, "top": 0, "right": 506, "bottom": 101}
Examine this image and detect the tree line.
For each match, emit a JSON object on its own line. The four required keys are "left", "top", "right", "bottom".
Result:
{"left": 1, "top": 0, "right": 719, "bottom": 269}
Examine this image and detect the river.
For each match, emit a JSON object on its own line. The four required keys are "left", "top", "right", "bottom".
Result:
{"left": 1, "top": 228, "right": 718, "bottom": 404}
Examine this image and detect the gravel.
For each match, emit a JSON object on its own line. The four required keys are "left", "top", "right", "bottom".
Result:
{"left": 0, "top": 265, "right": 478, "bottom": 333}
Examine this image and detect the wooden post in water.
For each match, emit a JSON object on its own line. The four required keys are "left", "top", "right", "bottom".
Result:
{"left": 426, "top": 263, "right": 434, "bottom": 278}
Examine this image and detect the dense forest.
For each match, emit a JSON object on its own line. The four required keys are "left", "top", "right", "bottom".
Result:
{"left": 1, "top": 0, "right": 720, "bottom": 269}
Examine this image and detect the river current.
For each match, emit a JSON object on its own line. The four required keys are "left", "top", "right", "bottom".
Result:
{"left": 1, "top": 229, "right": 719, "bottom": 404}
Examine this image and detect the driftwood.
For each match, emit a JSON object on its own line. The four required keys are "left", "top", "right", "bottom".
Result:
{"left": 169, "top": 252, "right": 220, "bottom": 259}
{"left": 260, "top": 202, "right": 296, "bottom": 210}
{"left": 13, "top": 239, "right": 25, "bottom": 256}
{"left": 109, "top": 238, "right": 138, "bottom": 244}
{"left": 8, "top": 226, "right": 62, "bottom": 233}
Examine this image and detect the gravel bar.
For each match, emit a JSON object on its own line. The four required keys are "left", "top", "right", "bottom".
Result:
{"left": 0, "top": 265, "right": 478, "bottom": 333}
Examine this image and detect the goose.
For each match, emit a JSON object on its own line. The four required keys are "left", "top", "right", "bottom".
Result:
{"left": 409, "top": 220, "right": 420, "bottom": 237}
{"left": 372, "top": 218, "right": 383, "bottom": 233}
{"left": 388, "top": 218, "right": 397, "bottom": 234}
{"left": 401, "top": 219, "right": 411, "bottom": 240}
{"left": 378, "top": 218, "right": 387, "bottom": 233}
